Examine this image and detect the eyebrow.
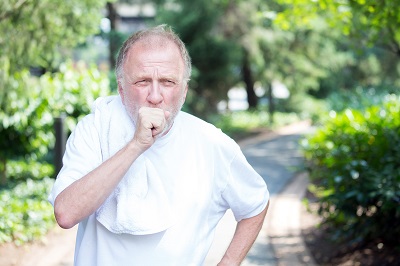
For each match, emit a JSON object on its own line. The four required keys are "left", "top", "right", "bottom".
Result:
{"left": 129, "top": 73, "right": 180, "bottom": 82}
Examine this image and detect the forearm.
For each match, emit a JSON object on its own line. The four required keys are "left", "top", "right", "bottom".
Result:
{"left": 54, "top": 141, "right": 143, "bottom": 229}
{"left": 218, "top": 202, "right": 269, "bottom": 266}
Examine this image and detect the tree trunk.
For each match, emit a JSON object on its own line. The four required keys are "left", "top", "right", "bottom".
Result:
{"left": 242, "top": 49, "right": 258, "bottom": 109}
{"left": 0, "top": 157, "right": 6, "bottom": 186}
{"left": 267, "top": 82, "right": 274, "bottom": 125}
{"left": 107, "top": 2, "right": 118, "bottom": 69}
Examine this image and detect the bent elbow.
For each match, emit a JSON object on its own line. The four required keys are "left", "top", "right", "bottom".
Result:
{"left": 55, "top": 216, "right": 76, "bottom": 230}
{"left": 54, "top": 199, "right": 78, "bottom": 229}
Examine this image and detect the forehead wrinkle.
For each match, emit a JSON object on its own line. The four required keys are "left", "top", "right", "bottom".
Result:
{"left": 129, "top": 67, "right": 180, "bottom": 80}
{"left": 124, "top": 38, "right": 184, "bottom": 75}
{"left": 125, "top": 64, "right": 182, "bottom": 84}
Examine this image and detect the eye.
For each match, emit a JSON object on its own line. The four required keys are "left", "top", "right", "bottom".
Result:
{"left": 134, "top": 80, "right": 149, "bottom": 86}
{"left": 161, "top": 79, "right": 176, "bottom": 87}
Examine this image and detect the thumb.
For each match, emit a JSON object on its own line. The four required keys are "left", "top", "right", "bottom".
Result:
{"left": 164, "top": 110, "right": 171, "bottom": 120}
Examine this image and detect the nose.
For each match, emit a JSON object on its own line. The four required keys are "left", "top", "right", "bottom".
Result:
{"left": 147, "top": 81, "right": 163, "bottom": 105}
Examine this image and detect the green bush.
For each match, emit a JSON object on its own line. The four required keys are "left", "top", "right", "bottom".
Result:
{"left": 327, "top": 86, "right": 397, "bottom": 112}
{"left": 0, "top": 61, "right": 110, "bottom": 185}
{"left": 38, "top": 60, "right": 111, "bottom": 131}
{"left": 0, "top": 178, "right": 55, "bottom": 245}
{"left": 0, "top": 61, "right": 110, "bottom": 244}
{"left": 0, "top": 69, "right": 48, "bottom": 160}
{"left": 7, "top": 160, "right": 54, "bottom": 183}
{"left": 301, "top": 94, "right": 400, "bottom": 245}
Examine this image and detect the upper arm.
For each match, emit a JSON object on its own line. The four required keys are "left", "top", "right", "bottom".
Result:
{"left": 48, "top": 115, "right": 102, "bottom": 206}
{"left": 222, "top": 150, "right": 270, "bottom": 221}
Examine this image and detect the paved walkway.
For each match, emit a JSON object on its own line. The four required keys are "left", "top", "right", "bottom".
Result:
{"left": 205, "top": 120, "right": 316, "bottom": 266}
{"left": 10, "top": 120, "right": 315, "bottom": 266}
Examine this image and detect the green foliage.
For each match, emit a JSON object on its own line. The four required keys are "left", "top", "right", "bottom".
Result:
{"left": 0, "top": 0, "right": 113, "bottom": 72}
{"left": 0, "top": 69, "right": 48, "bottom": 164}
{"left": 7, "top": 160, "right": 54, "bottom": 183}
{"left": 0, "top": 0, "right": 113, "bottom": 244}
{"left": 279, "top": 92, "right": 329, "bottom": 122}
{"left": 153, "top": 0, "right": 243, "bottom": 116}
{"left": 301, "top": 94, "right": 400, "bottom": 245}
{"left": 327, "top": 87, "right": 398, "bottom": 112}
{"left": 0, "top": 178, "right": 55, "bottom": 245}
{"left": 0, "top": 61, "right": 110, "bottom": 184}
{"left": 0, "top": 60, "right": 109, "bottom": 243}
{"left": 210, "top": 110, "right": 300, "bottom": 139}
{"left": 38, "top": 61, "right": 111, "bottom": 128}
{"left": 0, "top": 0, "right": 113, "bottom": 186}
{"left": 274, "top": 0, "right": 400, "bottom": 55}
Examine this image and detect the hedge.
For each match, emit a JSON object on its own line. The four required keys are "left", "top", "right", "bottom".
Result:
{"left": 301, "top": 94, "right": 400, "bottom": 245}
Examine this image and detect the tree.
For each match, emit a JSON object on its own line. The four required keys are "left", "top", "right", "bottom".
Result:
{"left": 275, "top": 0, "right": 400, "bottom": 58}
{"left": 152, "top": 0, "right": 241, "bottom": 117}
{"left": 272, "top": 0, "right": 400, "bottom": 106}
{"left": 149, "top": 0, "right": 392, "bottom": 117}
{"left": 220, "top": 1, "right": 352, "bottom": 119}
{"left": 0, "top": 0, "right": 112, "bottom": 184}
{"left": 0, "top": 0, "right": 112, "bottom": 112}
{"left": 218, "top": 0, "right": 266, "bottom": 109}
{"left": 105, "top": 0, "right": 150, "bottom": 69}
{"left": 0, "top": 62, "right": 110, "bottom": 185}
{"left": 106, "top": 1, "right": 119, "bottom": 69}
{"left": 0, "top": 0, "right": 111, "bottom": 72}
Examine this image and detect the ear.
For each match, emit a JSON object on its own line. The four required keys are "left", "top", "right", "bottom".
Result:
{"left": 117, "top": 80, "right": 125, "bottom": 102}
{"left": 182, "top": 84, "right": 188, "bottom": 102}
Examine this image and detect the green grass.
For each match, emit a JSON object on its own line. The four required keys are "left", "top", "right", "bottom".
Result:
{"left": 209, "top": 110, "right": 301, "bottom": 140}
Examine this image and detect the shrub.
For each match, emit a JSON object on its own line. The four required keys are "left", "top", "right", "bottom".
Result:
{"left": 0, "top": 178, "right": 55, "bottom": 245}
{"left": 0, "top": 61, "right": 110, "bottom": 185}
{"left": 327, "top": 86, "right": 397, "bottom": 112}
{"left": 38, "top": 60, "right": 111, "bottom": 132}
{"left": 7, "top": 160, "right": 54, "bottom": 183}
{"left": 0, "top": 69, "right": 49, "bottom": 185}
{"left": 0, "top": 61, "right": 110, "bottom": 244}
{"left": 301, "top": 94, "right": 400, "bottom": 245}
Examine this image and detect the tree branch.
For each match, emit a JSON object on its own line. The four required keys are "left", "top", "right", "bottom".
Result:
{"left": 387, "top": 25, "right": 400, "bottom": 57}
{"left": 0, "top": 0, "right": 31, "bottom": 21}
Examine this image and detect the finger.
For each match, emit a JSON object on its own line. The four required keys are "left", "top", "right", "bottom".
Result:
{"left": 139, "top": 108, "right": 163, "bottom": 127}
{"left": 151, "top": 111, "right": 170, "bottom": 136}
{"left": 151, "top": 117, "right": 166, "bottom": 137}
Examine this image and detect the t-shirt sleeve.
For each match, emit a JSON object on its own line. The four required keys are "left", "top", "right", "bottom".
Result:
{"left": 48, "top": 114, "right": 102, "bottom": 206}
{"left": 221, "top": 149, "right": 270, "bottom": 222}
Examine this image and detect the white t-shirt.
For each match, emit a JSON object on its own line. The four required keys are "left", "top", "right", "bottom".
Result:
{"left": 48, "top": 96, "right": 269, "bottom": 266}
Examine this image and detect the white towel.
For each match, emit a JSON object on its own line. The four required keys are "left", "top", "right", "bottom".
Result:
{"left": 94, "top": 96, "right": 174, "bottom": 235}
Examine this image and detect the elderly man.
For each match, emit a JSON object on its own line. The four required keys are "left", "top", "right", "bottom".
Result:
{"left": 49, "top": 24, "right": 269, "bottom": 266}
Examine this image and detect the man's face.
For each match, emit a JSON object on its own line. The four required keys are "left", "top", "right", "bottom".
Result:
{"left": 118, "top": 38, "right": 188, "bottom": 132}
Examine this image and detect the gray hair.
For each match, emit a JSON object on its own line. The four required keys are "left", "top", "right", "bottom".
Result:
{"left": 115, "top": 24, "right": 192, "bottom": 83}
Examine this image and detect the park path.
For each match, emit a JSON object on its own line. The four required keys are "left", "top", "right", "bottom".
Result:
{"left": 3, "top": 120, "right": 315, "bottom": 266}
{"left": 206, "top": 120, "right": 316, "bottom": 266}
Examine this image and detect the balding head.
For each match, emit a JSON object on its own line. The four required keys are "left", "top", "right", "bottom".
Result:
{"left": 115, "top": 24, "right": 192, "bottom": 84}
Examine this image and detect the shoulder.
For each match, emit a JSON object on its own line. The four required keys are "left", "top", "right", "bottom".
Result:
{"left": 177, "top": 111, "right": 239, "bottom": 151}
{"left": 91, "top": 95, "right": 123, "bottom": 115}
{"left": 69, "top": 95, "right": 122, "bottom": 140}
{"left": 177, "top": 112, "right": 225, "bottom": 137}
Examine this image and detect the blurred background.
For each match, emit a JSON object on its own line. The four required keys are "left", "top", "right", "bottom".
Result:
{"left": 0, "top": 0, "right": 399, "bottom": 265}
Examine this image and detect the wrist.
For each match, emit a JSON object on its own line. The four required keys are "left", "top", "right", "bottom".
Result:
{"left": 126, "top": 139, "right": 148, "bottom": 156}
{"left": 218, "top": 256, "right": 240, "bottom": 266}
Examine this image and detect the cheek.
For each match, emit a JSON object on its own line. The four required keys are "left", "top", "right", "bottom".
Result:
{"left": 122, "top": 88, "right": 146, "bottom": 104}
{"left": 120, "top": 89, "right": 137, "bottom": 108}
{"left": 168, "top": 88, "right": 186, "bottom": 103}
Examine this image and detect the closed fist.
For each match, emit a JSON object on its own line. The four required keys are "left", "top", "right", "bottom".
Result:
{"left": 133, "top": 107, "right": 170, "bottom": 151}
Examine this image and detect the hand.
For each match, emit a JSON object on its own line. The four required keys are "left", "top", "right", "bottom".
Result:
{"left": 132, "top": 107, "right": 170, "bottom": 151}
